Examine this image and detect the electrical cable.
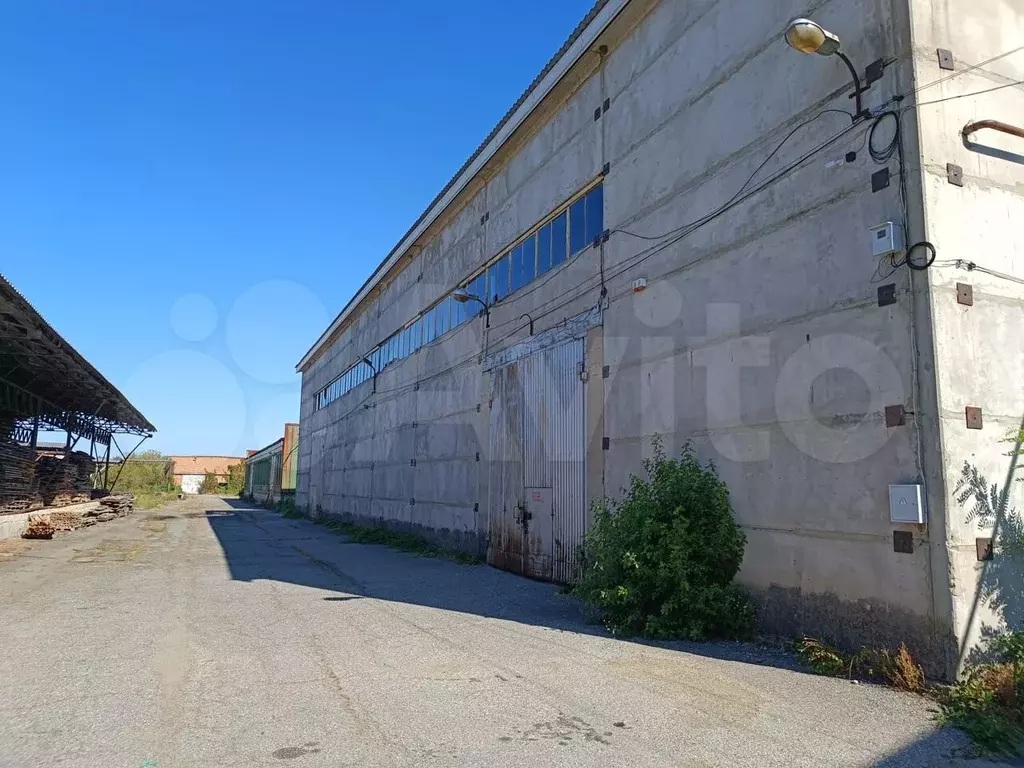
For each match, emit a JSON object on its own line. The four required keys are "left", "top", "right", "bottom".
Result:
{"left": 953, "top": 260, "right": 1024, "bottom": 286}
{"left": 910, "top": 45, "right": 1024, "bottom": 97}
{"left": 904, "top": 78, "right": 1024, "bottom": 110}
{"left": 905, "top": 241, "right": 937, "bottom": 271}
{"left": 868, "top": 111, "right": 900, "bottom": 163}
{"left": 488, "top": 118, "right": 866, "bottom": 337}
{"left": 412, "top": 118, "right": 872, "bottom": 370}
{"left": 482, "top": 104, "right": 864, "bottom": 315}
{"left": 614, "top": 107, "right": 856, "bottom": 243}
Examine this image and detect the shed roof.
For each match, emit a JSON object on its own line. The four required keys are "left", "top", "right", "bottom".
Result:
{"left": 0, "top": 273, "right": 155, "bottom": 440}
{"left": 246, "top": 437, "right": 285, "bottom": 463}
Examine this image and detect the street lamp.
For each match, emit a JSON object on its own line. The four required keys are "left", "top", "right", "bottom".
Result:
{"left": 361, "top": 355, "right": 377, "bottom": 394}
{"left": 452, "top": 287, "right": 489, "bottom": 328}
{"left": 784, "top": 18, "right": 869, "bottom": 120}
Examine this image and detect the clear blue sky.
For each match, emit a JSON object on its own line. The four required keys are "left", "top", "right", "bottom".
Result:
{"left": 0, "top": 0, "right": 595, "bottom": 456}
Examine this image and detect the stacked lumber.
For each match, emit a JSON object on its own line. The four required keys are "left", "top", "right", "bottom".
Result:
{"left": 22, "top": 516, "right": 54, "bottom": 539}
{"left": 45, "top": 509, "right": 85, "bottom": 532}
{"left": 66, "top": 452, "right": 96, "bottom": 485}
{"left": 0, "top": 442, "right": 36, "bottom": 515}
{"left": 44, "top": 491, "right": 93, "bottom": 507}
{"left": 98, "top": 494, "right": 134, "bottom": 517}
{"left": 36, "top": 452, "right": 96, "bottom": 507}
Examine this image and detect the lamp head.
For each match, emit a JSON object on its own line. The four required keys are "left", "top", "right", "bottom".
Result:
{"left": 452, "top": 288, "right": 474, "bottom": 304}
{"left": 785, "top": 18, "right": 842, "bottom": 56}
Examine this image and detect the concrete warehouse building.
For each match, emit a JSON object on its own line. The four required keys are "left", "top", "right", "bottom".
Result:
{"left": 296, "top": 0, "right": 1024, "bottom": 677}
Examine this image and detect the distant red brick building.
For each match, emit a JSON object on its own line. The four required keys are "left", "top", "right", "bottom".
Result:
{"left": 169, "top": 455, "right": 244, "bottom": 494}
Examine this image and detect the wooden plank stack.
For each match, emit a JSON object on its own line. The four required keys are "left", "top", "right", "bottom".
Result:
{"left": 36, "top": 452, "right": 96, "bottom": 507}
{"left": 0, "top": 441, "right": 37, "bottom": 515}
{"left": 22, "top": 516, "right": 54, "bottom": 539}
{"left": 98, "top": 493, "right": 134, "bottom": 516}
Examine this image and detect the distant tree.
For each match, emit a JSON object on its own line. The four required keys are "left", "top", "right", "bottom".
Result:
{"left": 199, "top": 472, "right": 221, "bottom": 494}
{"left": 101, "top": 451, "right": 175, "bottom": 493}
{"left": 225, "top": 463, "right": 245, "bottom": 497}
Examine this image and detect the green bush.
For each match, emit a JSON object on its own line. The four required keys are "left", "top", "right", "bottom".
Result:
{"left": 278, "top": 496, "right": 300, "bottom": 518}
{"left": 572, "top": 438, "right": 755, "bottom": 640}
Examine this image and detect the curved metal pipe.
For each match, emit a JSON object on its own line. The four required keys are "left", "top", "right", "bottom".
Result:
{"left": 963, "top": 119, "right": 1024, "bottom": 146}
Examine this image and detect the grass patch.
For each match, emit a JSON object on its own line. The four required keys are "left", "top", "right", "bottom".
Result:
{"left": 134, "top": 491, "right": 181, "bottom": 511}
{"left": 797, "top": 633, "right": 1024, "bottom": 756}
{"left": 795, "top": 637, "right": 926, "bottom": 693}
{"left": 313, "top": 517, "right": 482, "bottom": 565}
{"left": 277, "top": 496, "right": 302, "bottom": 518}
{"left": 937, "top": 632, "right": 1024, "bottom": 757}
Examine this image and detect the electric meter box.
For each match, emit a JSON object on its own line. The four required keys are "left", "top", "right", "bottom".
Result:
{"left": 889, "top": 484, "right": 926, "bottom": 524}
{"left": 871, "top": 221, "right": 904, "bottom": 258}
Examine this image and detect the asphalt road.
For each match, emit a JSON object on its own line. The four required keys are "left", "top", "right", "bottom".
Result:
{"left": 0, "top": 496, "right": 1000, "bottom": 767}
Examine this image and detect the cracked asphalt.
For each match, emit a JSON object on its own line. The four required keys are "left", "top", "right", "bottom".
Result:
{"left": 0, "top": 496, "right": 1001, "bottom": 767}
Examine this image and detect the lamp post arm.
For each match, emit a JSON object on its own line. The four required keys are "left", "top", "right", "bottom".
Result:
{"left": 836, "top": 51, "right": 866, "bottom": 120}
{"left": 472, "top": 296, "right": 490, "bottom": 328}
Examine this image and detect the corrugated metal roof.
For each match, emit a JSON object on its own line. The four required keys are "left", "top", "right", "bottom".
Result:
{"left": 0, "top": 272, "right": 155, "bottom": 433}
{"left": 244, "top": 438, "right": 285, "bottom": 463}
{"left": 298, "top": 0, "right": 616, "bottom": 370}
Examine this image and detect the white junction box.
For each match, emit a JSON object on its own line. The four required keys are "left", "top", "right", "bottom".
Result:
{"left": 871, "top": 221, "right": 904, "bottom": 258}
{"left": 889, "top": 484, "right": 926, "bottom": 524}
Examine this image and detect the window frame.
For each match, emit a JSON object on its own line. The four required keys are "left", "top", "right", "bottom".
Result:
{"left": 314, "top": 181, "right": 603, "bottom": 412}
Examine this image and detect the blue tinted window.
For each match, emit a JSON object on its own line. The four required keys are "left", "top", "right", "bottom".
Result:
{"left": 537, "top": 223, "right": 552, "bottom": 275}
{"left": 509, "top": 243, "right": 524, "bottom": 292}
{"left": 410, "top": 318, "right": 421, "bottom": 352}
{"left": 488, "top": 255, "right": 509, "bottom": 303}
{"left": 586, "top": 184, "right": 604, "bottom": 245}
{"left": 423, "top": 307, "right": 436, "bottom": 344}
{"left": 516, "top": 235, "right": 536, "bottom": 291}
{"left": 551, "top": 212, "right": 567, "bottom": 267}
{"left": 569, "top": 197, "right": 586, "bottom": 255}
{"left": 436, "top": 298, "right": 450, "bottom": 338}
{"left": 454, "top": 292, "right": 468, "bottom": 327}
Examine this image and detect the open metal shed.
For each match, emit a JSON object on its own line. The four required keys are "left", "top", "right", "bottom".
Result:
{"left": 0, "top": 273, "right": 155, "bottom": 508}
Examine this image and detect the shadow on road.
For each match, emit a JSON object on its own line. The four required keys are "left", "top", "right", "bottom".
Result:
{"left": 871, "top": 729, "right": 1018, "bottom": 768}
{"left": 204, "top": 498, "right": 807, "bottom": 674}
{"left": 201, "top": 498, "right": 1003, "bottom": 766}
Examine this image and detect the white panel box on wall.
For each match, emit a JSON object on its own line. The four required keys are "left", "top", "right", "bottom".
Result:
{"left": 889, "top": 484, "right": 926, "bottom": 524}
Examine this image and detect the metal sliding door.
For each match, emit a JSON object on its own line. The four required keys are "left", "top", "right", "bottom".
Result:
{"left": 488, "top": 337, "right": 585, "bottom": 582}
